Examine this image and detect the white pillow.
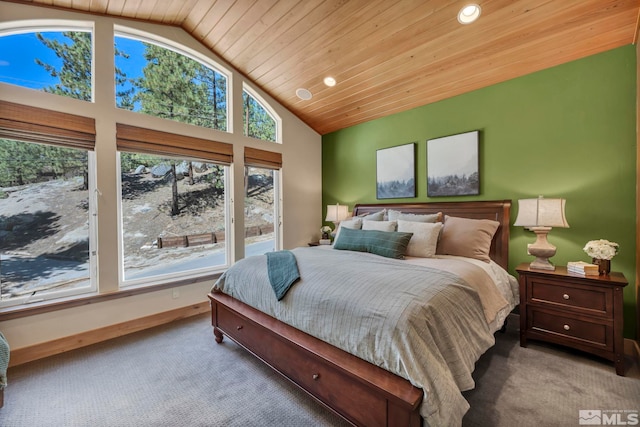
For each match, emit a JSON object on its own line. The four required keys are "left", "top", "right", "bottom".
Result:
{"left": 334, "top": 217, "right": 362, "bottom": 241}
{"left": 362, "top": 220, "right": 397, "bottom": 232}
{"left": 397, "top": 220, "right": 443, "bottom": 258}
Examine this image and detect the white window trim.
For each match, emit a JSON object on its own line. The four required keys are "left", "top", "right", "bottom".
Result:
{"left": 274, "top": 169, "right": 282, "bottom": 250}
{"left": 0, "top": 19, "right": 93, "bottom": 36}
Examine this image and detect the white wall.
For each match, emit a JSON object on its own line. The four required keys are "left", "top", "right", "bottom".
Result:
{"left": 0, "top": 2, "right": 322, "bottom": 350}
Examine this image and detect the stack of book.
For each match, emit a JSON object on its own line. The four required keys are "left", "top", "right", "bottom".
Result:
{"left": 567, "top": 261, "right": 599, "bottom": 276}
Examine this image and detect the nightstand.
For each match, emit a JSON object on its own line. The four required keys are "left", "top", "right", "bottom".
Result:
{"left": 516, "top": 263, "right": 628, "bottom": 376}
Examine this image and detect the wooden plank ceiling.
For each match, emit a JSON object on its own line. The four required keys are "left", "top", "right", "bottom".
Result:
{"left": 14, "top": 0, "right": 640, "bottom": 135}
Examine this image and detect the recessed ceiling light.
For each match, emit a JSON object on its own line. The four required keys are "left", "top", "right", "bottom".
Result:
{"left": 457, "top": 4, "right": 481, "bottom": 24}
{"left": 323, "top": 76, "right": 336, "bottom": 87}
{"left": 296, "top": 88, "right": 312, "bottom": 100}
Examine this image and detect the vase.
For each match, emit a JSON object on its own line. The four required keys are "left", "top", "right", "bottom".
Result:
{"left": 592, "top": 258, "right": 611, "bottom": 275}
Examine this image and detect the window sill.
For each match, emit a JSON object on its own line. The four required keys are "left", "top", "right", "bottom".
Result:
{"left": 0, "top": 273, "right": 221, "bottom": 321}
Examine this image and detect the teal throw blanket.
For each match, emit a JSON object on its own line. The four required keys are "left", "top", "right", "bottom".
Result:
{"left": 266, "top": 250, "right": 300, "bottom": 301}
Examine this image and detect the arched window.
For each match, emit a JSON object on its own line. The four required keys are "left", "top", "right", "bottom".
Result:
{"left": 115, "top": 29, "right": 229, "bottom": 132}
{"left": 243, "top": 86, "right": 279, "bottom": 143}
{"left": 0, "top": 25, "right": 93, "bottom": 101}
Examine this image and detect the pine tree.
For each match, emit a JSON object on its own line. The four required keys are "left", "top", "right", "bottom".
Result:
{"left": 133, "top": 43, "right": 202, "bottom": 123}
{"left": 243, "top": 92, "right": 276, "bottom": 142}
{"left": 131, "top": 44, "right": 232, "bottom": 214}
{"left": 115, "top": 45, "right": 135, "bottom": 110}
{"left": 34, "top": 32, "right": 91, "bottom": 189}
{"left": 194, "top": 65, "right": 227, "bottom": 131}
{"left": 0, "top": 139, "right": 43, "bottom": 186}
{"left": 35, "top": 32, "right": 92, "bottom": 101}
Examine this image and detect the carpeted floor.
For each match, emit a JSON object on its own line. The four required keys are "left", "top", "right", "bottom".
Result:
{"left": 1, "top": 313, "right": 638, "bottom": 427}
{"left": 463, "top": 320, "right": 640, "bottom": 426}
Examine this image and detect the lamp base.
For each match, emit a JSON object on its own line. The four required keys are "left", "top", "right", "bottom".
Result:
{"left": 526, "top": 226, "right": 557, "bottom": 271}
{"left": 528, "top": 255, "right": 556, "bottom": 270}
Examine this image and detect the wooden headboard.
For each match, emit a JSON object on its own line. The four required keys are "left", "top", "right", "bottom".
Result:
{"left": 352, "top": 200, "right": 511, "bottom": 270}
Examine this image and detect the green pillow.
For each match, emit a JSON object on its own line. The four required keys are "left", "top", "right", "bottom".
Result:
{"left": 333, "top": 227, "right": 413, "bottom": 259}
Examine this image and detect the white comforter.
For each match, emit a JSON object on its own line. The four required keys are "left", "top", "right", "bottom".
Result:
{"left": 213, "top": 246, "right": 519, "bottom": 426}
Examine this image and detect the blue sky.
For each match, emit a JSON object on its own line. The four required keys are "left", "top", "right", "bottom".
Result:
{"left": 0, "top": 32, "right": 64, "bottom": 89}
{"left": 0, "top": 31, "right": 145, "bottom": 92}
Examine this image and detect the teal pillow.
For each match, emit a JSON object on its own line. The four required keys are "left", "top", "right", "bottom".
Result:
{"left": 333, "top": 227, "right": 413, "bottom": 259}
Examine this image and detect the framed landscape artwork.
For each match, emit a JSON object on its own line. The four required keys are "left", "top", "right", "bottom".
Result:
{"left": 427, "top": 131, "right": 479, "bottom": 197}
{"left": 376, "top": 143, "right": 415, "bottom": 199}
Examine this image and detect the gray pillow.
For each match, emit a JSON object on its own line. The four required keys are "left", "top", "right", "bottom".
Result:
{"left": 387, "top": 209, "right": 441, "bottom": 223}
{"left": 359, "top": 210, "right": 385, "bottom": 221}
{"left": 333, "top": 227, "right": 413, "bottom": 259}
{"left": 362, "top": 220, "right": 397, "bottom": 232}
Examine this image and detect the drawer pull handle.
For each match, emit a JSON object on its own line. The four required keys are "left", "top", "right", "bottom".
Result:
{"left": 312, "top": 374, "right": 320, "bottom": 381}
{"left": 563, "top": 324, "right": 570, "bottom": 331}
{"left": 236, "top": 325, "right": 243, "bottom": 331}
{"left": 563, "top": 294, "right": 570, "bottom": 300}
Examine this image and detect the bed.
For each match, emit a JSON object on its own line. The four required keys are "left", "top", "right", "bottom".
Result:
{"left": 208, "top": 200, "right": 517, "bottom": 427}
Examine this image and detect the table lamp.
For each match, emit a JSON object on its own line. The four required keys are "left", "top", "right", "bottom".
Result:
{"left": 325, "top": 203, "right": 349, "bottom": 233}
{"left": 514, "top": 196, "right": 569, "bottom": 270}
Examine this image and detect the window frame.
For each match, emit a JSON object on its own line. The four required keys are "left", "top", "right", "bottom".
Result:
{"left": 0, "top": 143, "right": 98, "bottom": 308}
{"left": 242, "top": 83, "right": 282, "bottom": 144}
{"left": 116, "top": 152, "right": 232, "bottom": 288}
{"left": 115, "top": 123, "right": 234, "bottom": 288}
{"left": 0, "top": 21, "right": 95, "bottom": 102}
{"left": 114, "top": 26, "right": 233, "bottom": 134}
{"left": 0, "top": 16, "right": 294, "bottom": 315}
{"left": 243, "top": 147, "right": 283, "bottom": 252}
{"left": 244, "top": 166, "right": 281, "bottom": 255}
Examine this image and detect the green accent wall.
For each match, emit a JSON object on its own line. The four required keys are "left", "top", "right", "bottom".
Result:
{"left": 322, "top": 45, "right": 637, "bottom": 338}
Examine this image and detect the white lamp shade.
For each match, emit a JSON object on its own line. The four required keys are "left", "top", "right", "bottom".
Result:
{"left": 514, "top": 197, "right": 569, "bottom": 228}
{"left": 325, "top": 204, "right": 349, "bottom": 222}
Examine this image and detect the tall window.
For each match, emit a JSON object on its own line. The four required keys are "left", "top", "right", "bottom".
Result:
{"left": 243, "top": 88, "right": 277, "bottom": 142}
{"left": 0, "top": 139, "right": 97, "bottom": 306}
{"left": 0, "top": 28, "right": 93, "bottom": 101}
{"left": 244, "top": 167, "right": 279, "bottom": 255}
{"left": 114, "top": 32, "right": 228, "bottom": 131}
{"left": 116, "top": 124, "right": 232, "bottom": 286}
{"left": 244, "top": 147, "right": 281, "bottom": 255}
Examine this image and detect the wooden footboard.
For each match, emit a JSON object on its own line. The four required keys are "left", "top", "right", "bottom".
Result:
{"left": 209, "top": 291, "right": 423, "bottom": 427}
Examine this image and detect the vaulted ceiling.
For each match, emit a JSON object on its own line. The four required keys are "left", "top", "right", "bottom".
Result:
{"left": 10, "top": 0, "right": 640, "bottom": 135}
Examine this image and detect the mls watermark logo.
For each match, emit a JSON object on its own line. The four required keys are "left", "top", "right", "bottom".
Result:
{"left": 579, "top": 410, "right": 639, "bottom": 425}
{"left": 580, "top": 410, "right": 602, "bottom": 425}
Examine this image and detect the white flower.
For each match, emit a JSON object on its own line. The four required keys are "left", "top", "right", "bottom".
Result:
{"left": 320, "top": 225, "right": 332, "bottom": 234}
{"left": 583, "top": 239, "right": 619, "bottom": 260}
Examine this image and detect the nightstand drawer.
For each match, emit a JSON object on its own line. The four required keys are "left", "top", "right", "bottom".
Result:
{"left": 528, "top": 278, "right": 611, "bottom": 316}
{"left": 528, "top": 307, "right": 612, "bottom": 350}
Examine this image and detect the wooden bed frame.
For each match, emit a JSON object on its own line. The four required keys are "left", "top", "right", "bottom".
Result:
{"left": 209, "top": 200, "right": 511, "bottom": 427}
